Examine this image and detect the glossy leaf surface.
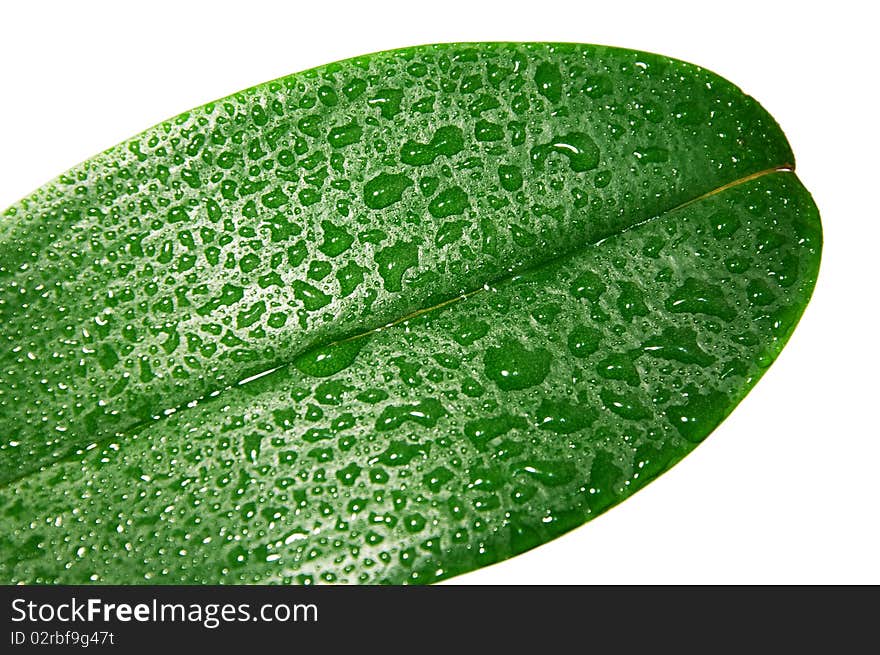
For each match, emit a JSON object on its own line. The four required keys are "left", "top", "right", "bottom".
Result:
{"left": 0, "top": 43, "right": 820, "bottom": 583}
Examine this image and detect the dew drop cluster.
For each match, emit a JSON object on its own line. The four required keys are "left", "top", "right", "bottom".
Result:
{"left": 0, "top": 43, "right": 819, "bottom": 584}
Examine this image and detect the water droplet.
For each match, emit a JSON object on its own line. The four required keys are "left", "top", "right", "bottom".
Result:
{"left": 368, "top": 88, "right": 404, "bottom": 119}
{"left": 294, "top": 337, "right": 367, "bottom": 377}
{"left": 474, "top": 120, "right": 504, "bottom": 142}
{"left": 484, "top": 339, "right": 551, "bottom": 391}
{"left": 617, "top": 281, "right": 649, "bottom": 321}
{"left": 567, "top": 325, "right": 601, "bottom": 358}
{"left": 634, "top": 146, "right": 669, "bottom": 163}
{"left": 428, "top": 186, "right": 469, "bottom": 218}
{"left": 666, "top": 391, "right": 729, "bottom": 442}
{"left": 596, "top": 352, "right": 641, "bottom": 386}
{"left": 292, "top": 280, "right": 331, "bottom": 311}
{"left": 327, "top": 122, "right": 362, "bottom": 149}
{"left": 374, "top": 240, "right": 419, "bottom": 291}
{"left": 375, "top": 399, "right": 447, "bottom": 431}
{"left": 535, "top": 399, "right": 596, "bottom": 433}
{"left": 363, "top": 173, "right": 413, "bottom": 209}
{"left": 642, "top": 326, "right": 715, "bottom": 366}
{"left": 534, "top": 61, "right": 563, "bottom": 102}
{"left": 464, "top": 414, "right": 527, "bottom": 449}
{"left": 746, "top": 279, "right": 776, "bottom": 306}
{"left": 498, "top": 165, "right": 523, "bottom": 191}
{"left": 600, "top": 388, "right": 651, "bottom": 420}
{"left": 515, "top": 460, "right": 575, "bottom": 487}
{"left": 531, "top": 133, "right": 600, "bottom": 172}
{"left": 666, "top": 278, "right": 735, "bottom": 320}
{"left": 318, "top": 220, "right": 354, "bottom": 257}
{"left": 570, "top": 269, "right": 606, "bottom": 301}
{"left": 400, "top": 125, "right": 464, "bottom": 166}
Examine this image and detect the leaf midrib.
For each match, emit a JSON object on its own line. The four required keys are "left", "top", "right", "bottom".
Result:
{"left": 0, "top": 163, "right": 795, "bottom": 490}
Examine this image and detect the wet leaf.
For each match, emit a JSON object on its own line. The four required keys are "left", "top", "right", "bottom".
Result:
{"left": 0, "top": 43, "right": 820, "bottom": 584}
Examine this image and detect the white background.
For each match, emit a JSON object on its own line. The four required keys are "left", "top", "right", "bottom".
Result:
{"left": 1, "top": 1, "right": 877, "bottom": 584}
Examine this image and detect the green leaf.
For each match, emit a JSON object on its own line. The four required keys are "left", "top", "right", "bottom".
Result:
{"left": 0, "top": 43, "right": 821, "bottom": 584}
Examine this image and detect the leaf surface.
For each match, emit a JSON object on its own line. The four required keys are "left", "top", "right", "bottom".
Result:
{"left": 0, "top": 43, "right": 820, "bottom": 583}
